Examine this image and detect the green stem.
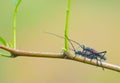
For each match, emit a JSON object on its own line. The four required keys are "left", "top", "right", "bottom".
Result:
{"left": 64, "top": 0, "right": 71, "bottom": 52}
{"left": 13, "top": 0, "right": 22, "bottom": 49}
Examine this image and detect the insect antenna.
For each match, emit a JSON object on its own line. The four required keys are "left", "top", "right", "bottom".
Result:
{"left": 45, "top": 32, "right": 84, "bottom": 49}
{"left": 45, "top": 32, "right": 77, "bottom": 52}
{"left": 66, "top": 36, "right": 76, "bottom": 52}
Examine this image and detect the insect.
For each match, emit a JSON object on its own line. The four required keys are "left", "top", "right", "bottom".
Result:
{"left": 71, "top": 43, "right": 107, "bottom": 70}
{"left": 46, "top": 32, "right": 107, "bottom": 68}
{"left": 67, "top": 36, "right": 107, "bottom": 61}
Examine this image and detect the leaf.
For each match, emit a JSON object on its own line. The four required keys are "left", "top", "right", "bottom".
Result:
{"left": 0, "top": 53, "right": 11, "bottom": 58}
{"left": 0, "top": 36, "right": 9, "bottom": 46}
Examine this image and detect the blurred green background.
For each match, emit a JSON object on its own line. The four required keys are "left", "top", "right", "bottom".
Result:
{"left": 0, "top": 0, "right": 120, "bottom": 83}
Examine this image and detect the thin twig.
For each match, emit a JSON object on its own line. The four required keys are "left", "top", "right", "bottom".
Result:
{"left": 0, "top": 45, "right": 120, "bottom": 72}
{"left": 13, "top": 0, "right": 22, "bottom": 49}
{"left": 64, "top": 0, "right": 71, "bottom": 52}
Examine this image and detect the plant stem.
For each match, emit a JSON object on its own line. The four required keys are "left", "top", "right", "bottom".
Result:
{"left": 13, "top": 0, "right": 22, "bottom": 49}
{"left": 64, "top": 0, "right": 71, "bottom": 52}
{"left": 0, "top": 45, "right": 120, "bottom": 72}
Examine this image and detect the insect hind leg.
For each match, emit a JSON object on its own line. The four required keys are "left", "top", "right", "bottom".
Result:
{"left": 99, "top": 58, "right": 105, "bottom": 70}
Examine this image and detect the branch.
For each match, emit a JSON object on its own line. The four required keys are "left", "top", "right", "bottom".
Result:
{"left": 0, "top": 45, "right": 120, "bottom": 72}
{"left": 65, "top": 52, "right": 120, "bottom": 72}
{"left": 0, "top": 45, "right": 64, "bottom": 58}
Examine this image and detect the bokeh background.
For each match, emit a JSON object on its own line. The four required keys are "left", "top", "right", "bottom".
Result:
{"left": 0, "top": 0, "right": 120, "bottom": 83}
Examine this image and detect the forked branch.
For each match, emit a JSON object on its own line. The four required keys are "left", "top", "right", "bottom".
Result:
{"left": 0, "top": 45, "right": 120, "bottom": 72}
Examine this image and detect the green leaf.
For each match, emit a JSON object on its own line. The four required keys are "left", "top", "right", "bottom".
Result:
{"left": 0, "top": 53, "right": 11, "bottom": 58}
{"left": 0, "top": 36, "right": 9, "bottom": 46}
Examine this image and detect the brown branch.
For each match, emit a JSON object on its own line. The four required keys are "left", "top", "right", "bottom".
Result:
{"left": 0, "top": 45, "right": 120, "bottom": 72}
{"left": 65, "top": 52, "right": 120, "bottom": 72}
{"left": 0, "top": 45, "right": 64, "bottom": 58}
